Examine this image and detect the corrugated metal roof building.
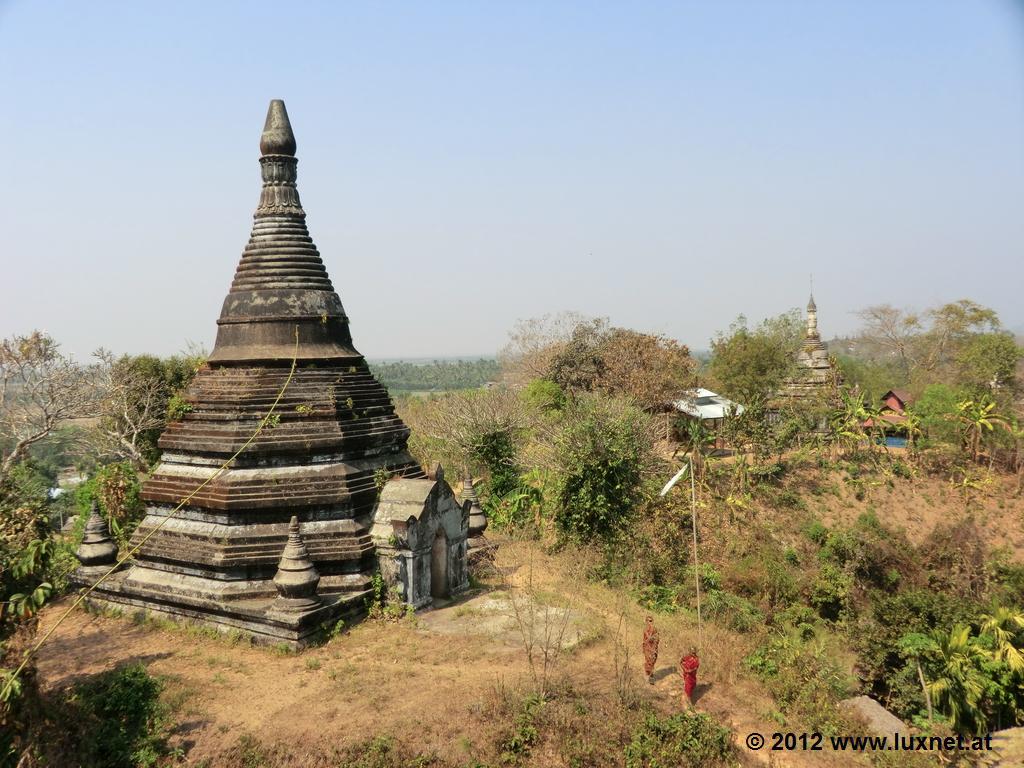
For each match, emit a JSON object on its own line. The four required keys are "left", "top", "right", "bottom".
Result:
{"left": 672, "top": 389, "right": 745, "bottom": 421}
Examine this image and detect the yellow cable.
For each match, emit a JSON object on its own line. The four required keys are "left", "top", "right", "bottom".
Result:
{"left": 1, "top": 326, "right": 300, "bottom": 702}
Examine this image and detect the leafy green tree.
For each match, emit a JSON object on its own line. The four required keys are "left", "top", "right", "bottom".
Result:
{"left": 857, "top": 589, "right": 973, "bottom": 719}
{"left": 898, "top": 633, "right": 936, "bottom": 723}
{"left": 955, "top": 333, "right": 1022, "bottom": 396}
{"left": 705, "top": 312, "right": 802, "bottom": 404}
{"left": 911, "top": 384, "right": 962, "bottom": 447}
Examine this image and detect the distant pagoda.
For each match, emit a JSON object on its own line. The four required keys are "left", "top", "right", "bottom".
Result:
{"left": 88, "top": 101, "right": 426, "bottom": 645}
{"left": 773, "top": 294, "right": 842, "bottom": 421}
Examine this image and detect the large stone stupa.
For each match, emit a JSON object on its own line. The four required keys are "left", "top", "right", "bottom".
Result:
{"left": 86, "top": 101, "right": 446, "bottom": 646}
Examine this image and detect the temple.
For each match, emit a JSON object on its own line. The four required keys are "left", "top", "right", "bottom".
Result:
{"left": 80, "top": 101, "right": 469, "bottom": 646}
{"left": 772, "top": 294, "right": 842, "bottom": 423}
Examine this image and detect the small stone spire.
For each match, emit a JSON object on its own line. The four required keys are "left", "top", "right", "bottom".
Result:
{"left": 463, "top": 473, "right": 488, "bottom": 538}
{"left": 463, "top": 472, "right": 494, "bottom": 565}
{"left": 806, "top": 293, "right": 820, "bottom": 341}
{"left": 73, "top": 501, "right": 119, "bottom": 584}
{"left": 271, "top": 516, "right": 321, "bottom": 611}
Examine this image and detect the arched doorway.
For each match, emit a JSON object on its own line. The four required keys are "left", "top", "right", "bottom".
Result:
{"left": 430, "top": 528, "right": 449, "bottom": 599}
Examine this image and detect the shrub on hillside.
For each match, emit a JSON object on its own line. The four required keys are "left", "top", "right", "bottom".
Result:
{"left": 855, "top": 589, "right": 974, "bottom": 720}
{"left": 551, "top": 394, "right": 661, "bottom": 542}
{"left": 745, "top": 628, "right": 851, "bottom": 734}
{"left": 624, "top": 709, "right": 736, "bottom": 768}
{"left": 702, "top": 589, "right": 764, "bottom": 633}
{"left": 59, "top": 664, "right": 176, "bottom": 768}
{"left": 917, "top": 516, "right": 993, "bottom": 599}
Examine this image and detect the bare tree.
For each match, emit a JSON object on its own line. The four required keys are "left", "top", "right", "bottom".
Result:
{"left": 498, "top": 549, "right": 579, "bottom": 698}
{"left": 91, "top": 350, "right": 170, "bottom": 470}
{"left": 0, "top": 332, "right": 102, "bottom": 481}
{"left": 855, "top": 304, "right": 923, "bottom": 377}
{"left": 856, "top": 300, "right": 1004, "bottom": 382}
{"left": 498, "top": 311, "right": 594, "bottom": 388}
{"left": 401, "top": 388, "right": 530, "bottom": 474}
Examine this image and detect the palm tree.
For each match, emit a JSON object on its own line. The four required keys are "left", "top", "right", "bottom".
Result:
{"left": 860, "top": 399, "right": 890, "bottom": 456}
{"left": 925, "top": 624, "right": 990, "bottom": 735}
{"left": 899, "top": 409, "right": 923, "bottom": 454}
{"left": 955, "top": 399, "right": 1008, "bottom": 463}
{"left": 979, "top": 607, "right": 1024, "bottom": 674}
{"left": 828, "top": 391, "right": 860, "bottom": 458}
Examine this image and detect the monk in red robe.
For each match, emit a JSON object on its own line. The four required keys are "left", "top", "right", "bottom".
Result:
{"left": 680, "top": 647, "right": 700, "bottom": 705}
{"left": 641, "top": 615, "right": 659, "bottom": 684}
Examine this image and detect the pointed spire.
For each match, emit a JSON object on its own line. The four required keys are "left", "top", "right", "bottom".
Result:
{"left": 807, "top": 293, "right": 817, "bottom": 312}
{"left": 462, "top": 473, "right": 480, "bottom": 505}
{"left": 463, "top": 472, "right": 489, "bottom": 543}
{"left": 259, "top": 99, "right": 297, "bottom": 157}
{"left": 271, "top": 516, "right": 321, "bottom": 611}
{"left": 74, "top": 501, "right": 119, "bottom": 584}
{"left": 208, "top": 99, "right": 358, "bottom": 364}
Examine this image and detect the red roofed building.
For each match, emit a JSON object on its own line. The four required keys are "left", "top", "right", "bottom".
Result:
{"left": 864, "top": 390, "right": 913, "bottom": 431}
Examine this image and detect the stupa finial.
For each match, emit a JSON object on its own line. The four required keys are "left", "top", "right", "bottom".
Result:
{"left": 260, "top": 99, "right": 297, "bottom": 157}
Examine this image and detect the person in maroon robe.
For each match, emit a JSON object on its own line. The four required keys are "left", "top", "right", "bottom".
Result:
{"left": 680, "top": 647, "right": 700, "bottom": 705}
{"left": 641, "top": 615, "right": 659, "bottom": 684}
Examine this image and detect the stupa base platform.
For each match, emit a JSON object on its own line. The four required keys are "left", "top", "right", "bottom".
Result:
{"left": 82, "top": 570, "right": 367, "bottom": 649}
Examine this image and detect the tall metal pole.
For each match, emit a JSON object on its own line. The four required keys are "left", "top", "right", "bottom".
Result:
{"left": 690, "top": 456, "right": 702, "bottom": 650}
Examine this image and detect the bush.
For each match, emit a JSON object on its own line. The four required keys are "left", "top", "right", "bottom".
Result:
{"left": 520, "top": 379, "right": 566, "bottom": 412}
{"left": 552, "top": 394, "right": 660, "bottom": 542}
{"left": 816, "top": 514, "right": 912, "bottom": 593}
{"left": 635, "top": 584, "right": 682, "bottom": 614}
{"left": 744, "top": 629, "right": 851, "bottom": 734}
{"left": 810, "top": 563, "right": 853, "bottom": 621}
{"left": 86, "top": 462, "right": 145, "bottom": 550}
{"left": 801, "top": 518, "right": 829, "bottom": 545}
{"left": 702, "top": 589, "right": 763, "bottom": 633}
{"left": 624, "top": 709, "right": 735, "bottom": 768}
{"left": 64, "top": 663, "right": 176, "bottom": 768}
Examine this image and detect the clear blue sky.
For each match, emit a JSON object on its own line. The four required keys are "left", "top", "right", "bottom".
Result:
{"left": 1, "top": 1, "right": 1022, "bottom": 360}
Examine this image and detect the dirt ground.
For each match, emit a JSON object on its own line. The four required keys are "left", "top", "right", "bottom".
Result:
{"left": 809, "top": 466, "right": 1024, "bottom": 555}
{"left": 33, "top": 537, "right": 875, "bottom": 767}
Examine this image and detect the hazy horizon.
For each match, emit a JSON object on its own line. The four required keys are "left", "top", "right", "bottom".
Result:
{"left": 1, "top": 1, "right": 1022, "bottom": 362}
